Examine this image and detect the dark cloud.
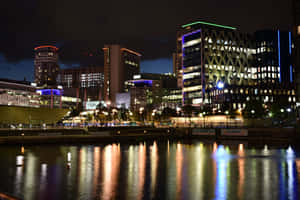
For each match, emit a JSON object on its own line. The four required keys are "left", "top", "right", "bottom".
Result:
{"left": 0, "top": 0, "right": 293, "bottom": 64}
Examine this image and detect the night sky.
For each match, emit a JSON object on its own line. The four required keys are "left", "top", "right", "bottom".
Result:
{"left": 0, "top": 0, "right": 293, "bottom": 81}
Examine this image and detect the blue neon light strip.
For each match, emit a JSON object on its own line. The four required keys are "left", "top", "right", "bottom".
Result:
{"left": 132, "top": 80, "right": 153, "bottom": 86}
{"left": 289, "top": 32, "right": 293, "bottom": 83}
{"left": 182, "top": 29, "right": 201, "bottom": 44}
{"left": 290, "top": 65, "right": 293, "bottom": 82}
{"left": 278, "top": 30, "right": 282, "bottom": 83}
{"left": 289, "top": 32, "right": 292, "bottom": 55}
{"left": 37, "top": 89, "right": 62, "bottom": 96}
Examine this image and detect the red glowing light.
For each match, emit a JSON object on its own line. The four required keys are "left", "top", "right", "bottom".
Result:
{"left": 34, "top": 45, "right": 59, "bottom": 51}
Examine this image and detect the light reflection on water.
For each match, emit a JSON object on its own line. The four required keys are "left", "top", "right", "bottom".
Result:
{"left": 0, "top": 141, "right": 299, "bottom": 199}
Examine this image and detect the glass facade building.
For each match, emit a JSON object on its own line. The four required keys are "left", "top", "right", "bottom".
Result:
{"left": 176, "top": 21, "right": 296, "bottom": 111}
{"left": 178, "top": 21, "right": 256, "bottom": 108}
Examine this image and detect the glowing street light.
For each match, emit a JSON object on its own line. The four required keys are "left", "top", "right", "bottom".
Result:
{"left": 251, "top": 110, "right": 255, "bottom": 114}
{"left": 286, "top": 108, "right": 291, "bottom": 113}
{"left": 280, "top": 109, "right": 284, "bottom": 113}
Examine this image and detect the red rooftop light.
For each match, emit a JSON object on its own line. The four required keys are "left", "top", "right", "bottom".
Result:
{"left": 34, "top": 45, "right": 59, "bottom": 51}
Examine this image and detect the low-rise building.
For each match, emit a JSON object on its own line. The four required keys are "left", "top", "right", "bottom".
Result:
{"left": 0, "top": 79, "right": 40, "bottom": 107}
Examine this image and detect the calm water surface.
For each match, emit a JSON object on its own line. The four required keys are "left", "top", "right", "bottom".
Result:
{"left": 0, "top": 141, "right": 299, "bottom": 200}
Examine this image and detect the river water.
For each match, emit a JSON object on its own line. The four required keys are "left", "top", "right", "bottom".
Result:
{"left": 0, "top": 140, "right": 299, "bottom": 200}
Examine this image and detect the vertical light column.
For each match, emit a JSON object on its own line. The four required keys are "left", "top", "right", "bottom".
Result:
{"left": 289, "top": 31, "right": 293, "bottom": 83}
{"left": 278, "top": 30, "right": 282, "bottom": 83}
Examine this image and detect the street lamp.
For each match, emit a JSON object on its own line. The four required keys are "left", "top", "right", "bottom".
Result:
{"left": 225, "top": 110, "right": 229, "bottom": 127}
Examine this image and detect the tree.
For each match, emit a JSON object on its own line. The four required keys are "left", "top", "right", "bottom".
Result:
{"left": 243, "top": 99, "right": 265, "bottom": 119}
{"left": 161, "top": 107, "right": 177, "bottom": 120}
{"left": 69, "top": 103, "right": 83, "bottom": 118}
{"left": 182, "top": 104, "right": 194, "bottom": 118}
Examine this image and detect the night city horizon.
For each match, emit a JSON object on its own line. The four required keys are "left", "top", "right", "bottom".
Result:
{"left": 1, "top": 0, "right": 300, "bottom": 199}
{"left": 0, "top": 0, "right": 293, "bottom": 81}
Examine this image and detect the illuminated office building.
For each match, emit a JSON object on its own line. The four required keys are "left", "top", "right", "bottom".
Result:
{"left": 103, "top": 45, "right": 141, "bottom": 104}
{"left": 177, "top": 21, "right": 256, "bottom": 109}
{"left": 125, "top": 73, "right": 179, "bottom": 111}
{"left": 58, "top": 66, "right": 104, "bottom": 103}
{"left": 255, "top": 30, "right": 294, "bottom": 85}
{"left": 292, "top": 0, "right": 300, "bottom": 106}
{"left": 254, "top": 30, "right": 296, "bottom": 106}
{"left": 34, "top": 45, "right": 59, "bottom": 87}
{"left": 176, "top": 21, "right": 296, "bottom": 111}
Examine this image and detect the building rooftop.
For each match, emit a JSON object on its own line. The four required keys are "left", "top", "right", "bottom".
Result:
{"left": 181, "top": 21, "right": 237, "bottom": 30}
{"left": 34, "top": 45, "right": 59, "bottom": 51}
{"left": 0, "top": 78, "right": 32, "bottom": 86}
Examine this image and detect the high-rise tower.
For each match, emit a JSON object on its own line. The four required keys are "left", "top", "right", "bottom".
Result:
{"left": 103, "top": 45, "right": 141, "bottom": 104}
{"left": 34, "top": 45, "right": 59, "bottom": 87}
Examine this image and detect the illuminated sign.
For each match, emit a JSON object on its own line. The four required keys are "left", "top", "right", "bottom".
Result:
{"left": 84, "top": 101, "right": 101, "bottom": 110}
{"left": 62, "top": 96, "right": 79, "bottom": 103}
{"left": 132, "top": 80, "right": 153, "bottom": 87}
{"left": 36, "top": 89, "right": 62, "bottom": 96}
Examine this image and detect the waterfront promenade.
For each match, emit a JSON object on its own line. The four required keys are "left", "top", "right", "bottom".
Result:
{"left": 0, "top": 126, "right": 298, "bottom": 144}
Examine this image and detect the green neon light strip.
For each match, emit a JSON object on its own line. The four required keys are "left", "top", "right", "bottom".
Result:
{"left": 182, "top": 21, "right": 236, "bottom": 30}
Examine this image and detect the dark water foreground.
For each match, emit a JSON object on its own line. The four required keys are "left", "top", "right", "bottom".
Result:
{"left": 0, "top": 140, "right": 299, "bottom": 200}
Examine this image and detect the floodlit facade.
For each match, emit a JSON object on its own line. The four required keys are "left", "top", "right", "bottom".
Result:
{"left": 34, "top": 45, "right": 59, "bottom": 87}
{"left": 175, "top": 21, "right": 296, "bottom": 111}
{"left": 177, "top": 21, "right": 256, "bottom": 109}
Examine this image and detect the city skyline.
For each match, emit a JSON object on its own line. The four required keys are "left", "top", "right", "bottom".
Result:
{"left": 0, "top": 0, "right": 293, "bottom": 81}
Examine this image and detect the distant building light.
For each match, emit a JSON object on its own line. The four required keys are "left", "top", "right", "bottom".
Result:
{"left": 133, "top": 74, "right": 141, "bottom": 79}
{"left": 31, "top": 83, "right": 37, "bottom": 87}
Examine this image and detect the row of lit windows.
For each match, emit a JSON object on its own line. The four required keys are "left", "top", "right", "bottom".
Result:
{"left": 257, "top": 47, "right": 274, "bottom": 53}
{"left": 125, "top": 60, "right": 138, "bottom": 67}
{"left": 183, "top": 72, "right": 201, "bottom": 80}
{"left": 183, "top": 38, "right": 201, "bottom": 48}
{"left": 37, "top": 52, "right": 55, "bottom": 56}
{"left": 183, "top": 85, "right": 202, "bottom": 92}
{"left": 204, "top": 45, "right": 256, "bottom": 54}
{"left": 258, "top": 66, "right": 279, "bottom": 73}
{"left": 215, "top": 88, "right": 295, "bottom": 96}
{"left": 183, "top": 66, "right": 201, "bottom": 73}
{"left": 258, "top": 73, "right": 280, "bottom": 79}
